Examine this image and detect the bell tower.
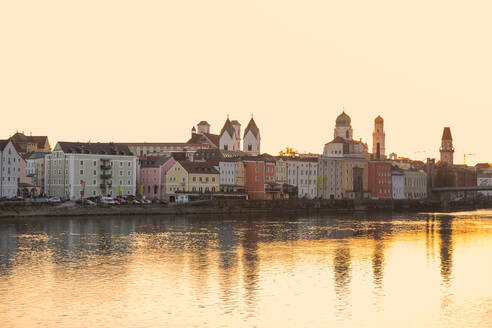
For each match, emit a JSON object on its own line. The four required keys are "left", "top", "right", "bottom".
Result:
{"left": 372, "top": 116, "right": 385, "bottom": 159}
{"left": 440, "top": 127, "right": 454, "bottom": 165}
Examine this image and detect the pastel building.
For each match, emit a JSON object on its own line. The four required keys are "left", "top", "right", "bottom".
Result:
{"left": 286, "top": 158, "right": 319, "bottom": 199}
{"left": 243, "top": 156, "right": 277, "bottom": 200}
{"left": 26, "top": 152, "right": 50, "bottom": 192}
{"left": 404, "top": 170, "right": 427, "bottom": 199}
{"left": 219, "top": 158, "right": 245, "bottom": 192}
{"left": 45, "top": 142, "right": 137, "bottom": 199}
{"left": 0, "top": 140, "right": 21, "bottom": 198}
{"left": 319, "top": 111, "right": 370, "bottom": 199}
{"left": 166, "top": 161, "right": 220, "bottom": 202}
{"left": 138, "top": 157, "right": 175, "bottom": 200}
{"left": 392, "top": 167, "right": 405, "bottom": 199}
{"left": 274, "top": 157, "right": 288, "bottom": 185}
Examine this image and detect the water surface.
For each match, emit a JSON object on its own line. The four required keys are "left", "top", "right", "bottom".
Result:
{"left": 1, "top": 211, "right": 492, "bottom": 327}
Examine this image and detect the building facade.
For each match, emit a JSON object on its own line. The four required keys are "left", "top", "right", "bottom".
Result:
{"left": 45, "top": 142, "right": 137, "bottom": 199}
{"left": 0, "top": 140, "right": 21, "bottom": 198}
{"left": 286, "top": 158, "right": 318, "bottom": 199}
{"left": 166, "top": 161, "right": 220, "bottom": 201}
{"left": 392, "top": 167, "right": 405, "bottom": 199}
{"left": 138, "top": 157, "right": 175, "bottom": 200}
{"left": 404, "top": 170, "right": 427, "bottom": 199}
{"left": 219, "top": 158, "right": 245, "bottom": 192}
{"left": 368, "top": 161, "right": 392, "bottom": 199}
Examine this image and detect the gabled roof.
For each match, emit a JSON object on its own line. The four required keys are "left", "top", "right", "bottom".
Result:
{"left": 231, "top": 120, "right": 241, "bottom": 126}
{"left": 244, "top": 118, "right": 259, "bottom": 138}
{"left": 140, "top": 156, "right": 173, "bottom": 168}
{"left": 187, "top": 133, "right": 219, "bottom": 148}
{"left": 0, "top": 140, "right": 11, "bottom": 151}
{"left": 179, "top": 161, "right": 219, "bottom": 174}
{"left": 57, "top": 142, "right": 133, "bottom": 156}
{"left": 220, "top": 118, "right": 235, "bottom": 138}
{"left": 28, "top": 152, "right": 50, "bottom": 160}
{"left": 9, "top": 132, "right": 50, "bottom": 152}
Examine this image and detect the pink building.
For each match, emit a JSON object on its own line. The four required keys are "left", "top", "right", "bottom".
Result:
{"left": 138, "top": 157, "right": 175, "bottom": 200}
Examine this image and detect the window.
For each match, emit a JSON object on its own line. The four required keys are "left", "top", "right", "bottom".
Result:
{"left": 128, "top": 171, "right": 131, "bottom": 176}
{"left": 80, "top": 169, "right": 84, "bottom": 175}
{"left": 120, "top": 161, "right": 123, "bottom": 167}
{"left": 80, "top": 160, "right": 84, "bottom": 165}
{"left": 248, "top": 144, "right": 252, "bottom": 151}
{"left": 128, "top": 162, "right": 131, "bottom": 167}
{"left": 193, "top": 177, "right": 196, "bottom": 182}
{"left": 93, "top": 170, "right": 97, "bottom": 175}
{"left": 119, "top": 171, "right": 123, "bottom": 176}
{"left": 93, "top": 161, "right": 97, "bottom": 166}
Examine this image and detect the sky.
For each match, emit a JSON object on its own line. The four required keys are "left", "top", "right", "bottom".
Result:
{"left": 1, "top": 0, "right": 491, "bottom": 165}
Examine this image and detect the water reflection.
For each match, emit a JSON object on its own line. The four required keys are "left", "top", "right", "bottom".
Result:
{"left": 0, "top": 212, "right": 490, "bottom": 328}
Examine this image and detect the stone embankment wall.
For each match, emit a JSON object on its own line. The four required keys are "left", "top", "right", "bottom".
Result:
{"left": 0, "top": 199, "right": 490, "bottom": 219}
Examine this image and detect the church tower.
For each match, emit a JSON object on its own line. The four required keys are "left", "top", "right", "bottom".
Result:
{"left": 243, "top": 117, "right": 260, "bottom": 155}
{"left": 372, "top": 116, "right": 386, "bottom": 159}
{"left": 334, "top": 111, "right": 353, "bottom": 141}
{"left": 219, "top": 118, "right": 240, "bottom": 151}
{"left": 440, "top": 127, "right": 454, "bottom": 165}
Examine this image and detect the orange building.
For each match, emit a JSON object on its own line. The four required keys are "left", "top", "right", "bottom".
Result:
{"left": 243, "top": 156, "right": 278, "bottom": 200}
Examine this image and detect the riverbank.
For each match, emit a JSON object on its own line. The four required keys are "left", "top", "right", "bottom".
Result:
{"left": 1, "top": 198, "right": 491, "bottom": 219}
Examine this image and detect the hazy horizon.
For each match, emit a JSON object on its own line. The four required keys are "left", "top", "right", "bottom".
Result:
{"left": 1, "top": 1, "right": 491, "bottom": 165}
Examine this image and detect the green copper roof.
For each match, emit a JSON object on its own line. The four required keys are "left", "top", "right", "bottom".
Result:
{"left": 336, "top": 111, "right": 351, "bottom": 126}
{"left": 220, "top": 118, "right": 235, "bottom": 138}
{"left": 244, "top": 118, "right": 259, "bottom": 138}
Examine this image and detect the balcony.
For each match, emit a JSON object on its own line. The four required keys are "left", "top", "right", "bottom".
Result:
{"left": 100, "top": 183, "right": 112, "bottom": 189}
{"left": 100, "top": 164, "right": 111, "bottom": 170}
{"left": 100, "top": 173, "right": 112, "bottom": 179}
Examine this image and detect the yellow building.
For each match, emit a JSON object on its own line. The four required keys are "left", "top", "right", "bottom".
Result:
{"left": 275, "top": 158, "right": 288, "bottom": 185}
{"left": 166, "top": 161, "right": 220, "bottom": 201}
{"left": 340, "top": 157, "right": 369, "bottom": 199}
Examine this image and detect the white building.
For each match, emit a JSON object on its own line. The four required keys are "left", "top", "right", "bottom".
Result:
{"left": 26, "top": 152, "right": 50, "bottom": 191}
{"left": 392, "top": 167, "right": 405, "bottom": 199}
{"left": 0, "top": 140, "right": 21, "bottom": 198}
{"left": 45, "top": 142, "right": 137, "bottom": 200}
{"left": 243, "top": 118, "right": 261, "bottom": 156}
{"left": 286, "top": 158, "right": 318, "bottom": 199}
{"left": 323, "top": 112, "right": 368, "bottom": 157}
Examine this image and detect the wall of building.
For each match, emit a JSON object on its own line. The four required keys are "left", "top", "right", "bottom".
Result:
{"left": 368, "top": 162, "right": 392, "bottom": 199}
{"left": 0, "top": 142, "right": 20, "bottom": 198}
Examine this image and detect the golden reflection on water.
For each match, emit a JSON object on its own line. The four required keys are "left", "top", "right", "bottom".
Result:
{"left": 0, "top": 212, "right": 492, "bottom": 327}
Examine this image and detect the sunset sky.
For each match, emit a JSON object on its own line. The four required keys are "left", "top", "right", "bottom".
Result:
{"left": 1, "top": 0, "right": 491, "bottom": 164}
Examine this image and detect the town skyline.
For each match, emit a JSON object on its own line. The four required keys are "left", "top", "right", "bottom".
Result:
{"left": 2, "top": 111, "right": 488, "bottom": 165}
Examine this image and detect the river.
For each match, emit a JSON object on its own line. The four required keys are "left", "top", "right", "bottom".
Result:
{"left": 1, "top": 210, "right": 491, "bottom": 327}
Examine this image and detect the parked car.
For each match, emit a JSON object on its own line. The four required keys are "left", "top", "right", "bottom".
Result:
{"left": 131, "top": 199, "right": 141, "bottom": 204}
{"left": 115, "top": 197, "right": 128, "bottom": 205}
{"left": 76, "top": 198, "right": 96, "bottom": 206}
{"left": 100, "top": 197, "right": 117, "bottom": 205}
{"left": 48, "top": 197, "right": 62, "bottom": 203}
{"left": 141, "top": 198, "right": 152, "bottom": 205}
